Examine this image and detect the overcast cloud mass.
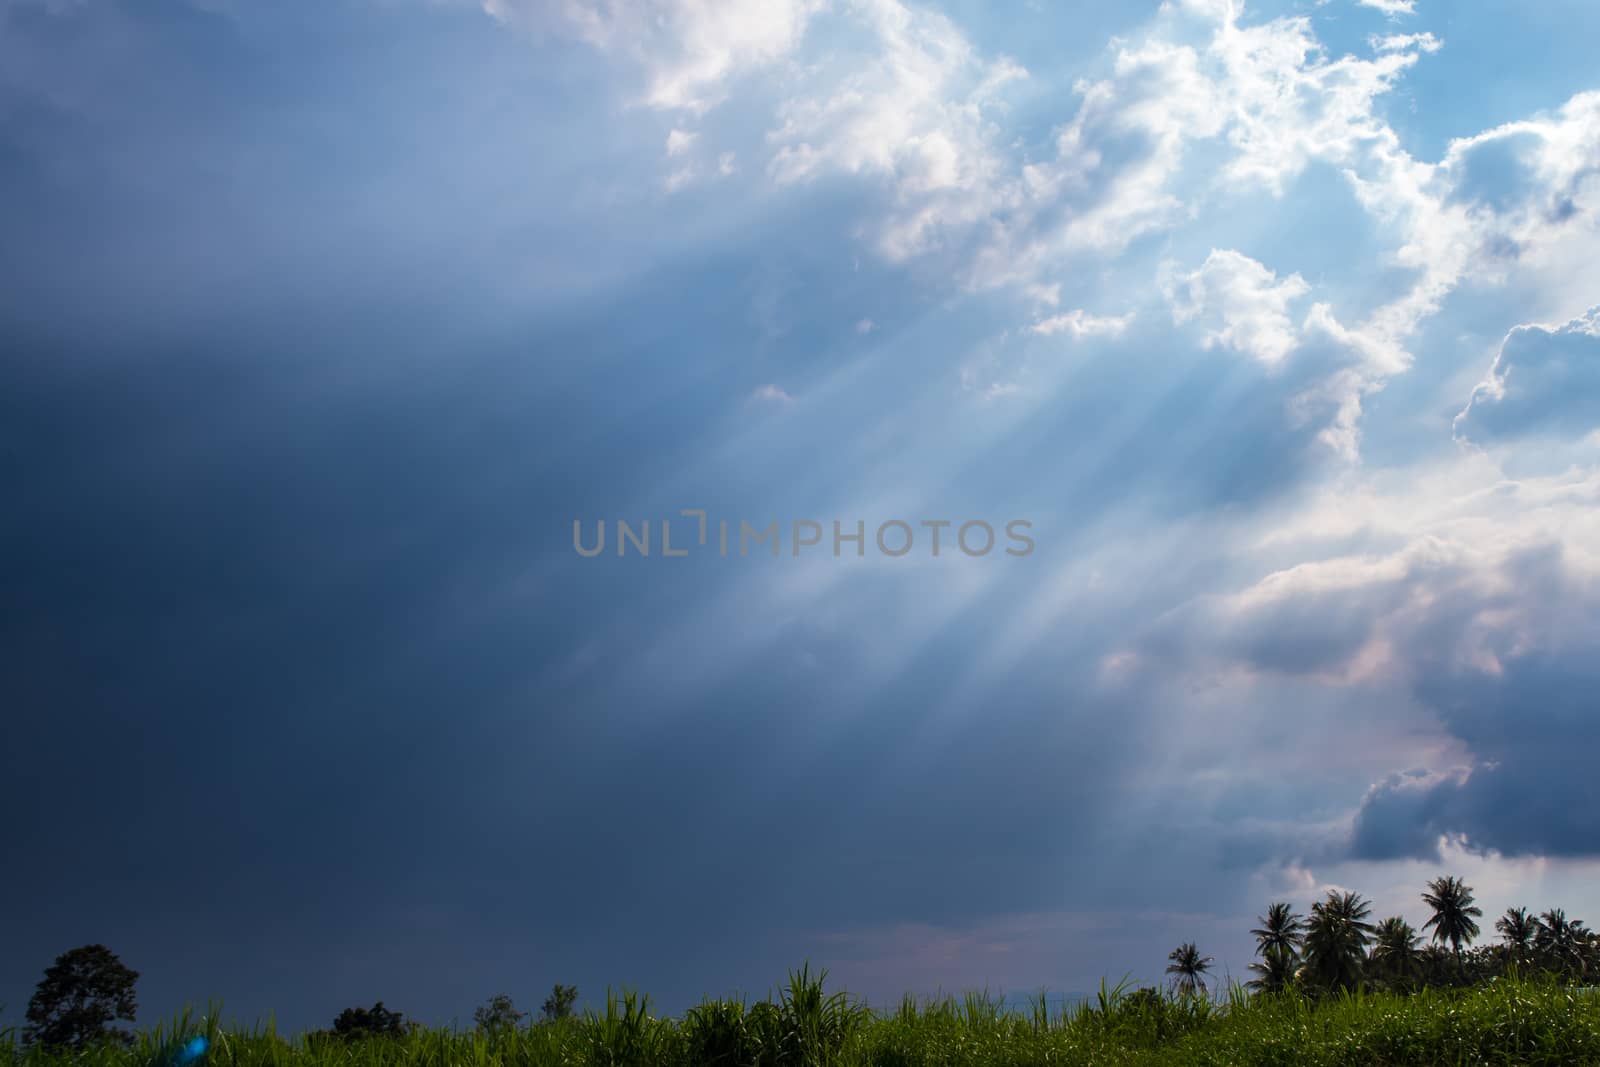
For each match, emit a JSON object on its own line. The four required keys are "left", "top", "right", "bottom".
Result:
{"left": 3, "top": 0, "right": 1600, "bottom": 1031}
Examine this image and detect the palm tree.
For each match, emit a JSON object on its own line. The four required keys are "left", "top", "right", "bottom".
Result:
{"left": 1246, "top": 945, "right": 1297, "bottom": 995}
{"left": 1166, "top": 942, "right": 1214, "bottom": 997}
{"left": 1301, "top": 890, "right": 1375, "bottom": 992}
{"left": 1247, "top": 901, "right": 1305, "bottom": 997}
{"left": 1251, "top": 903, "right": 1305, "bottom": 959}
{"left": 1369, "top": 916, "right": 1422, "bottom": 991}
{"left": 1421, "top": 876, "right": 1483, "bottom": 957}
{"left": 1496, "top": 907, "right": 1538, "bottom": 966}
{"left": 1581, "top": 923, "right": 1600, "bottom": 981}
{"left": 1534, "top": 909, "right": 1590, "bottom": 979}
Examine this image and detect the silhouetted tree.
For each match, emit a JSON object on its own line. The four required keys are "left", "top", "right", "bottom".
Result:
{"left": 1246, "top": 946, "right": 1298, "bottom": 995}
{"left": 473, "top": 994, "right": 526, "bottom": 1033}
{"left": 1421, "top": 876, "right": 1483, "bottom": 958}
{"left": 24, "top": 944, "right": 139, "bottom": 1050}
{"left": 1497, "top": 907, "right": 1539, "bottom": 967}
{"left": 1302, "top": 891, "right": 1375, "bottom": 992}
{"left": 1370, "top": 917, "right": 1422, "bottom": 992}
{"left": 1165, "top": 943, "right": 1213, "bottom": 997}
{"left": 541, "top": 984, "right": 578, "bottom": 1021}
{"left": 331, "top": 1002, "right": 410, "bottom": 1039}
{"left": 1251, "top": 903, "right": 1305, "bottom": 960}
{"left": 1534, "top": 909, "right": 1590, "bottom": 980}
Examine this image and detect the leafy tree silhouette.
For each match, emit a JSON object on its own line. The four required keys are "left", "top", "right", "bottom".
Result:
{"left": 331, "top": 1002, "right": 411, "bottom": 1039}
{"left": 473, "top": 993, "right": 526, "bottom": 1032}
{"left": 541, "top": 984, "right": 578, "bottom": 1021}
{"left": 24, "top": 944, "right": 139, "bottom": 1050}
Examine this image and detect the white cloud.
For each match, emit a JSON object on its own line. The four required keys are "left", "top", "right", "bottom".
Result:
{"left": 952, "top": 2, "right": 1442, "bottom": 292}
{"left": 749, "top": 383, "right": 795, "bottom": 405}
{"left": 765, "top": 0, "right": 1028, "bottom": 265}
{"left": 1371, "top": 32, "right": 1440, "bottom": 53}
{"left": 1029, "top": 308, "right": 1134, "bottom": 339}
{"left": 1204, "top": 15, "right": 1437, "bottom": 195}
{"left": 663, "top": 166, "right": 696, "bottom": 193}
{"left": 490, "top": 0, "right": 1596, "bottom": 459}
{"left": 1356, "top": 0, "right": 1417, "bottom": 17}
{"left": 665, "top": 128, "right": 697, "bottom": 156}
{"left": 953, "top": 34, "right": 1227, "bottom": 291}
{"left": 1437, "top": 90, "right": 1600, "bottom": 263}
{"left": 1167, "top": 250, "right": 1310, "bottom": 365}
{"left": 498, "top": 0, "right": 1442, "bottom": 299}
{"left": 488, "top": 0, "right": 825, "bottom": 112}
{"left": 1339, "top": 90, "right": 1600, "bottom": 349}
{"left": 660, "top": 128, "right": 735, "bottom": 192}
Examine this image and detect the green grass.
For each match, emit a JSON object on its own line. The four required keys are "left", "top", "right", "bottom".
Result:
{"left": 8, "top": 971, "right": 1600, "bottom": 1066}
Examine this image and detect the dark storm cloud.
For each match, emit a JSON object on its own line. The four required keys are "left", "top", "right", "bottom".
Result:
{"left": 1350, "top": 545, "right": 1600, "bottom": 860}
{"left": 1352, "top": 755, "right": 1600, "bottom": 862}
{"left": 1156, "top": 530, "right": 1600, "bottom": 862}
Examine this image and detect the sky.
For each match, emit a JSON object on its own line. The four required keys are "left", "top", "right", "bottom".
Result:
{"left": 3, "top": 0, "right": 1600, "bottom": 1034}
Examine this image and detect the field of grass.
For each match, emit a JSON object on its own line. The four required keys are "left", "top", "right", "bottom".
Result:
{"left": 8, "top": 969, "right": 1600, "bottom": 1067}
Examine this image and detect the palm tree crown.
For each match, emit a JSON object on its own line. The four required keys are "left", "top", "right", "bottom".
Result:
{"left": 1166, "top": 942, "right": 1214, "bottom": 997}
{"left": 1497, "top": 907, "right": 1538, "bottom": 955}
{"left": 1534, "top": 908, "right": 1591, "bottom": 977}
{"left": 1372, "top": 916, "right": 1420, "bottom": 960}
{"left": 1421, "top": 876, "right": 1483, "bottom": 955}
{"left": 1251, "top": 902, "right": 1305, "bottom": 959}
{"left": 1302, "top": 890, "right": 1375, "bottom": 991}
{"left": 1370, "top": 916, "right": 1422, "bottom": 990}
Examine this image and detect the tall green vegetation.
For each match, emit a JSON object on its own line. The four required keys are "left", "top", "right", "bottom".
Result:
{"left": 10, "top": 874, "right": 1600, "bottom": 1066}
{"left": 7, "top": 975, "right": 1600, "bottom": 1067}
